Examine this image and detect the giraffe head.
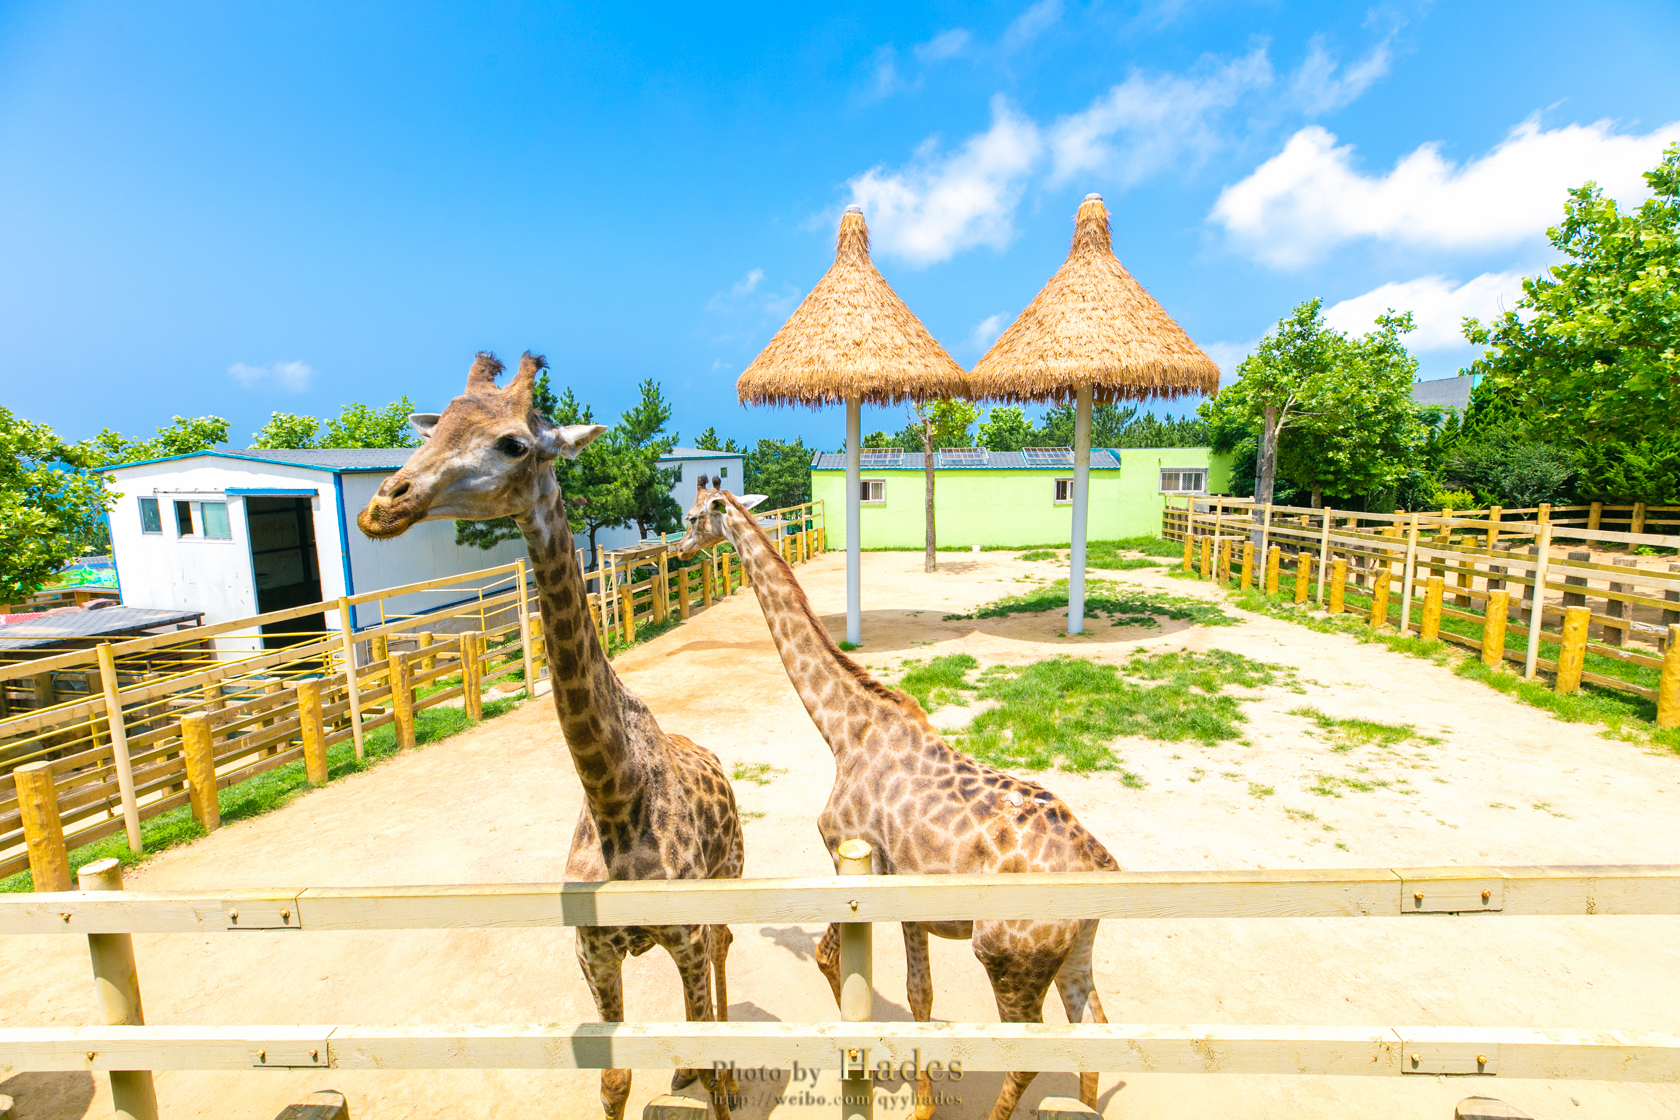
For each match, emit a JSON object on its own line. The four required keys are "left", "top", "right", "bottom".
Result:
{"left": 676, "top": 476, "right": 765, "bottom": 558}
{"left": 357, "top": 351, "right": 606, "bottom": 539}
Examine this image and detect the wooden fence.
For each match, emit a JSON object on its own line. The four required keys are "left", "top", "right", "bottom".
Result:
{"left": 2, "top": 854, "right": 1678, "bottom": 1120}
{"left": 0, "top": 501, "right": 825, "bottom": 887}
{"left": 1163, "top": 498, "right": 1680, "bottom": 727}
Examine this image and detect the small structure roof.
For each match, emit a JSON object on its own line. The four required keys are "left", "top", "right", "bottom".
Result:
{"left": 106, "top": 448, "right": 415, "bottom": 473}
{"left": 737, "top": 207, "right": 968, "bottom": 408}
{"left": 0, "top": 607, "right": 204, "bottom": 651}
{"left": 811, "top": 449, "right": 1123, "bottom": 471}
{"left": 968, "top": 194, "right": 1220, "bottom": 404}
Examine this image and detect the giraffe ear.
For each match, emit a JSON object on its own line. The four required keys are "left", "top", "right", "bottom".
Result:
{"left": 739, "top": 494, "right": 768, "bottom": 511}
{"left": 538, "top": 423, "right": 608, "bottom": 461}
{"left": 409, "top": 414, "right": 440, "bottom": 441}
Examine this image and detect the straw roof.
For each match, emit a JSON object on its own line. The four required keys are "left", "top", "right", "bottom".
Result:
{"left": 968, "top": 194, "right": 1220, "bottom": 403}
{"left": 737, "top": 207, "right": 969, "bottom": 407}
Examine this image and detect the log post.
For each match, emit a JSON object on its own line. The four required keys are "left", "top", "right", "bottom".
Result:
{"left": 94, "top": 644, "right": 141, "bottom": 853}
{"left": 1605, "top": 557, "right": 1634, "bottom": 647}
{"left": 391, "top": 651, "right": 415, "bottom": 750}
{"left": 1659, "top": 625, "right": 1679, "bottom": 730}
{"left": 1240, "top": 541, "right": 1254, "bottom": 591}
{"left": 837, "top": 837, "right": 875, "bottom": 1120}
{"left": 1199, "top": 535, "right": 1212, "bottom": 580}
{"left": 461, "top": 632, "right": 483, "bottom": 719}
{"left": 1421, "top": 576, "right": 1444, "bottom": 642}
{"left": 1538, "top": 502, "right": 1551, "bottom": 523}
{"left": 1562, "top": 551, "right": 1591, "bottom": 607}
{"left": 418, "top": 631, "right": 435, "bottom": 673}
{"left": 1398, "top": 513, "right": 1420, "bottom": 634}
{"left": 1523, "top": 523, "right": 1555, "bottom": 679}
{"left": 263, "top": 679, "right": 282, "bottom": 757}
{"left": 1265, "top": 545, "right": 1280, "bottom": 596}
{"left": 1371, "top": 569, "right": 1391, "bottom": 628}
{"left": 1328, "top": 559, "right": 1347, "bottom": 614}
{"left": 1663, "top": 562, "right": 1680, "bottom": 654}
{"left": 371, "top": 635, "right": 389, "bottom": 688}
{"left": 1294, "top": 552, "right": 1311, "bottom": 604}
{"left": 1482, "top": 592, "right": 1510, "bottom": 668}
{"left": 78, "top": 858, "right": 160, "bottom": 1120}
{"left": 621, "top": 587, "right": 636, "bottom": 644}
{"left": 1486, "top": 506, "right": 1503, "bottom": 549}
{"left": 1588, "top": 501, "right": 1602, "bottom": 532}
{"left": 336, "top": 596, "right": 365, "bottom": 763}
{"left": 297, "top": 680, "right": 329, "bottom": 787}
{"left": 678, "top": 566, "right": 692, "bottom": 619}
{"left": 516, "top": 559, "right": 537, "bottom": 696}
{"left": 1216, "top": 538, "right": 1231, "bottom": 585}
{"left": 1632, "top": 501, "right": 1647, "bottom": 536}
{"left": 15, "top": 761, "right": 71, "bottom": 892}
{"left": 1315, "top": 506, "right": 1334, "bottom": 603}
{"left": 180, "top": 713, "right": 220, "bottom": 832}
{"left": 1181, "top": 535, "right": 1193, "bottom": 572}
{"left": 701, "top": 561, "right": 714, "bottom": 609}
{"left": 653, "top": 552, "right": 669, "bottom": 624}
{"left": 1556, "top": 605, "right": 1591, "bottom": 695}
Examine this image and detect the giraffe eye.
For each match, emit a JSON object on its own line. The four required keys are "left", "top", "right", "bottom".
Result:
{"left": 496, "top": 436, "right": 528, "bottom": 457}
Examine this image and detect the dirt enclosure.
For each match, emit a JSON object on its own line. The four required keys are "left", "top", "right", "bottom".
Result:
{"left": 3, "top": 549, "right": 1678, "bottom": 1119}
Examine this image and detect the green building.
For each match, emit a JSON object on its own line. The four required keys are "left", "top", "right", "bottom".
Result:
{"left": 810, "top": 447, "right": 1231, "bottom": 549}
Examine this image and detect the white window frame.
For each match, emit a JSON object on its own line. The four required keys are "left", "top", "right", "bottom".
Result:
{"left": 1159, "top": 468, "right": 1208, "bottom": 495}
{"left": 138, "top": 496, "right": 162, "bottom": 534}
{"left": 1053, "top": 477, "right": 1074, "bottom": 504}
{"left": 860, "top": 478, "right": 886, "bottom": 505}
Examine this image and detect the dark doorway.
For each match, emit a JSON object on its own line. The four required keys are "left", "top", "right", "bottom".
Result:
{"left": 246, "top": 497, "right": 325, "bottom": 649}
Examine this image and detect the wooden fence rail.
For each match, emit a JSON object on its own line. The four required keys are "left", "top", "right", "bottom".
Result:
{"left": 1165, "top": 499, "right": 1680, "bottom": 727}
{"left": 3, "top": 859, "right": 1678, "bottom": 1113}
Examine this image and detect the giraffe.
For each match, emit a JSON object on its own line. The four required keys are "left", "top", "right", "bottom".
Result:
{"left": 358, "top": 353, "right": 744, "bottom": 1120}
{"left": 678, "top": 478, "right": 1117, "bottom": 1120}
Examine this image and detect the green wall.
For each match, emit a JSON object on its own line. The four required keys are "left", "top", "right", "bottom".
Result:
{"left": 813, "top": 447, "right": 1229, "bottom": 548}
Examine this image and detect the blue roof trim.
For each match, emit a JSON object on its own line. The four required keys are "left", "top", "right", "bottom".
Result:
{"left": 105, "top": 449, "right": 412, "bottom": 473}
{"left": 226, "top": 487, "right": 320, "bottom": 496}
{"left": 810, "top": 449, "right": 1128, "bottom": 471}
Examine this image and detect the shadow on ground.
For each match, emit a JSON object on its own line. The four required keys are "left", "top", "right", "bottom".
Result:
{"left": 817, "top": 609, "right": 1192, "bottom": 654}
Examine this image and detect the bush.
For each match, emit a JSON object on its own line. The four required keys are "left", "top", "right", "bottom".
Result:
{"left": 1575, "top": 435, "right": 1680, "bottom": 504}
{"left": 1444, "top": 425, "right": 1576, "bottom": 508}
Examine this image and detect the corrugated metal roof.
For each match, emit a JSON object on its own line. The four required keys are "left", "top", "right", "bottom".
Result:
{"left": 106, "top": 448, "right": 414, "bottom": 473}
{"left": 1411, "top": 377, "right": 1474, "bottom": 410}
{"left": 810, "top": 449, "right": 1124, "bottom": 471}
{"left": 0, "top": 607, "right": 205, "bottom": 650}
{"left": 662, "top": 447, "right": 743, "bottom": 460}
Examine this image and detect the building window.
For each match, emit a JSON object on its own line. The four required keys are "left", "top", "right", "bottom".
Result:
{"left": 860, "top": 479, "right": 885, "bottom": 504}
{"left": 1054, "top": 478, "right": 1073, "bottom": 503}
{"left": 174, "top": 500, "right": 194, "bottom": 536}
{"left": 1160, "top": 468, "right": 1207, "bottom": 494}
{"left": 139, "top": 497, "right": 161, "bottom": 534}
{"left": 200, "top": 501, "right": 232, "bottom": 540}
{"left": 720, "top": 466, "right": 728, "bottom": 478}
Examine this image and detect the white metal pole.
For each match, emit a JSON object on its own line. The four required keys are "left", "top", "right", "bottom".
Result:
{"left": 94, "top": 644, "right": 141, "bottom": 852}
{"left": 1068, "top": 385, "right": 1093, "bottom": 635}
{"left": 845, "top": 396, "right": 862, "bottom": 646}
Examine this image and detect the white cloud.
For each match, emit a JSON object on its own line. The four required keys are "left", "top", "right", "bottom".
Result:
{"left": 229, "top": 360, "right": 314, "bottom": 392}
{"left": 968, "top": 312, "right": 1009, "bottom": 352}
{"left": 864, "top": 46, "right": 902, "bottom": 101}
{"left": 1048, "top": 47, "right": 1272, "bottom": 186}
{"left": 710, "top": 358, "right": 732, "bottom": 372}
{"left": 1211, "top": 115, "right": 1680, "bottom": 267}
{"left": 732, "top": 268, "right": 764, "bottom": 296}
{"left": 1323, "top": 271, "right": 1527, "bottom": 350}
{"left": 1000, "top": 0, "right": 1063, "bottom": 53}
{"left": 915, "top": 28, "right": 972, "bottom": 63}
{"left": 1289, "top": 34, "right": 1391, "bottom": 114}
{"left": 846, "top": 95, "right": 1043, "bottom": 266}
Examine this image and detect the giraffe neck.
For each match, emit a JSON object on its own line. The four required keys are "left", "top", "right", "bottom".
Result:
{"left": 717, "top": 502, "right": 910, "bottom": 764}
{"left": 516, "top": 470, "right": 651, "bottom": 814}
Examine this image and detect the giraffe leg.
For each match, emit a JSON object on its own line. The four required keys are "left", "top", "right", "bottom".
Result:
{"left": 816, "top": 922, "right": 843, "bottom": 1005}
{"left": 901, "top": 923, "right": 938, "bottom": 1120}
{"left": 576, "top": 928, "right": 631, "bottom": 1120}
{"left": 711, "top": 925, "right": 740, "bottom": 1099}
{"left": 1053, "top": 920, "right": 1107, "bottom": 1109}
{"left": 974, "top": 921, "right": 1074, "bottom": 1120}
{"left": 668, "top": 925, "right": 731, "bottom": 1120}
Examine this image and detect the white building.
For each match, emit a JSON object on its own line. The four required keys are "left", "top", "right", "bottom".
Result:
{"left": 104, "top": 445, "right": 745, "bottom": 641}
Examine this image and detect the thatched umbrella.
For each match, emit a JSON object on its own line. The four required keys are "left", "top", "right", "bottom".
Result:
{"left": 968, "top": 193, "right": 1219, "bottom": 633}
{"left": 738, "top": 205, "right": 967, "bottom": 643}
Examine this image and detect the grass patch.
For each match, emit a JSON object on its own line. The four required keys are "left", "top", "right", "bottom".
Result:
{"left": 947, "top": 579, "right": 1238, "bottom": 628}
{"left": 897, "top": 653, "right": 979, "bottom": 710}
{"left": 837, "top": 640, "right": 860, "bottom": 651}
{"left": 730, "top": 761, "right": 787, "bottom": 786}
{"left": 1104, "top": 535, "right": 1186, "bottom": 559}
{"left": 1248, "top": 782, "right": 1275, "bottom": 798}
{"left": 1017, "top": 549, "right": 1059, "bottom": 562}
{"left": 1126, "top": 648, "right": 1298, "bottom": 692}
{"left": 1289, "top": 706, "right": 1422, "bottom": 750}
{"left": 1, "top": 696, "right": 520, "bottom": 893}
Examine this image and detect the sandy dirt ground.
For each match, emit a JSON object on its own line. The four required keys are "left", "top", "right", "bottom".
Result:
{"left": 3, "top": 549, "right": 1678, "bottom": 1120}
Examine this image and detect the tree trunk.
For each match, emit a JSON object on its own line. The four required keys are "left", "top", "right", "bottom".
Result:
{"left": 923, "top": 416, "right": 937, "bottom": 572}
{"left": 1311, "top": 487, "right": 1323, "bottom": 509}
{"left": 1253, "top": 404, "right": 1279, "bottom": 545}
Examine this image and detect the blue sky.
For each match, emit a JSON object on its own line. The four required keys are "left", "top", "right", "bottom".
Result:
{"left": 3, "top": 1, "right": 1678, "bottom": 449}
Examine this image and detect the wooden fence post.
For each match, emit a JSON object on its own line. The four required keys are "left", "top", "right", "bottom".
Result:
{"left": 1181, "top": 535, "right": 1193, "bottom": 572}
{"left": 93, "top": 644, "right": 142, "bottom": 853}
{"left": 1538, "top": 502, "right": 1551, "bottom": 523}
{"left": 1371, "top": 570, "right": 1391, "bottom": 628}
{"left": 1487, "top": 506, "right": 1504, "bottom": 549}
{"left": 391, "top": 651, "right": 415, "bottom": 750}
{"left": 1562, "top": 551, "right": 1591, "bottom": 608}
{"left": 297, "top": 680, "right": 329, "bottom": 787}
{"left": 643, "top": 1097, "right": 708, "bottom": 1120}
{"left": 1421, "top": 577, "right": 1444, "bottom": 642}
{"left": 678, "top": 567, "right": 692, "bottom": 619}
{"left": 1523, "top": 523, "right": 1555, "bottom": 679}
{"left": 620, "top": 587, "right": 636, "bottom": 644}
{"left": 1398, "top": 513, "right": 1420, "bottom": 635}
{"left": 701, "top": 561, "right": 714, "bottom": 609}
{"left": 1240, "top": 542, "right": 1254, "bottom": 591}
{"left": 837, "top": 837, "right": 875, "bottom": 1120}
{"left": 337, "top": 597, "right": 365, "bottom": 763}
{"left": 517, "top": 559, "right": 537, "bottom": 696}
{"left": 180, "top": 713, "right": 220, "bottom": 832}
{"left": 1294, "top": 552, "right": 1311, "bottom": 604}
{"left": 15, "top": 761, "right": 71, "bottom": 892}
{"left": 1658, "top": 625, "right": 1679, "bottom": 730}
{"left": 371, "top": 635, "right": 389, "bottom": 689}
{"left": 419, "top": 631, "right": 435, "bottom": 673}
{"left": 78, "top": 858, "right": 160, "bottom": 1120}
{"left": 1199, "top": 536, "right": 1212, "bottom": 580}
{"left": 1265, "top": 545, "right": 1280, "bottom": 596}
{"left": 1556, "top": 606, "right": 1591, "bottom": 695}
{"left": 1605, "top": 557, "right": 1635, "bottom": 647}
{"left": 1663, "top": 563, "right": 1680, "bottom": 654}
{"left": 1632, "top": 501, "right": 1647, "bottom": 536}
{"left": 1328, "top": 559, "right": 1347, "bottom": 614}
{"left": 1216, "top": 538, "right": 1231, "bottom": 585}
{"left": 1315, "top": 507, "right": 1334, "bottom": 603}
{"left": 461, "top": 632, "right": 484, "bottom": 720}
{"left": 1588, "top": 501, "right": 1602, "bottom": 531}
{"left": 1483, "top": 592, "right": 1510, "bottom": 667}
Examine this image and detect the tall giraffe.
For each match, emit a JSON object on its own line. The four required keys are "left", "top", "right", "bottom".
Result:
{"left": 359, "top": 354, "right": 743, "bottom": 1120}
{"left": 678, "top": 478, "right": 1117, "bottom": 1120}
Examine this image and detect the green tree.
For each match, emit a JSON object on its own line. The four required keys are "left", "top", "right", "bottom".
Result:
{"left": 251, "top": 412, "right": 322, "bottom": 449}
{"left": 743, "top": 437, "right": 814, "bottom": 511}
{"left": 1465, "top": 143, "right": 1680, "bottom": 445}
{"left": 85, "top": 415, "right": 231, "bottom": 466}
{"left": 1, "top": 408, "right": 115, "bottom": 601}
{"left": 615, "top": 379, "right": 682, "bottom": 538}
{"left": 323, "top": 398, "right": 419, "bottom": 449}
{"left": 977, "top": 406, "right": 1036, "bottom": 451}
{"left": 694, "top": 427, "right": 744, "bottom": 453}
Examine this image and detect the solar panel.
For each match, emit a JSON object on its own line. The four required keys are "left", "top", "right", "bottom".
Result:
{"left": 938, "top": 447, "right": 988, "bottom": 467}
{"left": 858, "top": 448, "right": 904, "bottom": 468}
{"left": 1022, "top": 446, "right": 1074, "bottom": 467}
